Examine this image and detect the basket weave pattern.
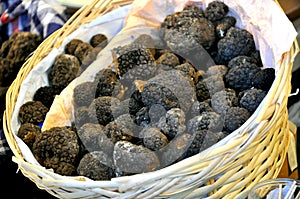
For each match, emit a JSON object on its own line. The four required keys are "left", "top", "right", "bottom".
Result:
{"left": 3, "top": 0, "right": 299, "bottom": 198}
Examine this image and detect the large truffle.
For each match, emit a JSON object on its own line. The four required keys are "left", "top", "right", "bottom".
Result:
{"left": 141, "top": 70, "right": 196, "bottom": 113}
{"left": 225, "top": 63, "right": 260, "bottom": 92}
{"left": 32, "top": 126, "right": 80, "bottom": 175}
{"left": 73, "top": 81, "right": 97, "bottom": 107}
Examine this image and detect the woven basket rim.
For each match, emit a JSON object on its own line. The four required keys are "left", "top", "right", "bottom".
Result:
{"left": 3, "top": 0, "right": 300, "bottom": 198}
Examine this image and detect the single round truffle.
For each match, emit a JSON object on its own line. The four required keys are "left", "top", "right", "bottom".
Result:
{"left": 19, "top": 101, "right": 49, "bottom": 125}
{"left": 239, "top": 88, "right": 267, "bottom": 114}
{"left": 186, "top": 111, "right": 224, "bottom": 133}
{"left": 217, "top": 27, "right": 256, "bottom": 62}
{"left": 77, "top": 151, "right": 115, "bottom": 180}
{"left": 224, "top": 107, "right": 250, "bottom": 132}
{"left": 89, "top": 34, "right": 108, "bottom": 48}
{"left": 48, "top": 54, "right": 81, "bottom": 89}
{"left": 73, "top": 81, "right": 97, "bottom": 107}
{"left": 204, "top": 1, "right": 229, "bottom": 21}
{"left": 32, "top": 126, "right": 80, "bottom": 175}
{"left": 140, "top": 127, "right": 169, "bottom": 151}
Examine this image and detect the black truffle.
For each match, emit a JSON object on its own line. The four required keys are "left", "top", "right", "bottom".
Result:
{"left": 77, "top": 151, "right": 115, "bottom": 180}
{"left": 73, "top": 81, "right": 97, "bottom": 107}
{"left": 204, "top": 1, "right": 229, "bottom": 21}
{"left": 140, "top": 127, "right": 169, "bottom": 151}
{"left": 17, "top": 123, "right": 41, "bottom": 149}
{"left": 252, "top": 68, "right": 275, "bottom": 91}
{"left": 89, "top": 34, "right": 108, "bottom": 48}
{"left": 224, "top": 107, "right": 250, "bottom": 132}
{"left": 217, "top": 27, "right": 256, "bottom": 62}
{"left": 88, "top": 96, "right": 122, "bottom": 126}
{"left": 33, "top": 86, "right": 61, "bottom": 108}
{"left": 186, "top": 111, "right": 224, "bottom": 133}
{"left": 239, "top": 88, "right": 267, "bottom": 114}
{"left": 211, "top": 89, "right": 239, "bottom": 116}
{"left": 19, "top": 101, "right": 49, "bottom": 125}
{"left": 157, "top": 108, "right": 186, "bottom": 139}
{"left": 48, "top": 54, "right": 81, "bottom": 89}
{"left": 225, "top": 63, "right": 260, "bottom": 92}
{"left": 32, "top": 126, "right": 79, "bottom": 175}
{"left": 113, "top": 141, "right": 160, "bottom": 174}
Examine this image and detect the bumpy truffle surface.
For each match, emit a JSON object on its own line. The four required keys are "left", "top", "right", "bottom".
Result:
{"left": 239, "top": 88, "right": 267, "bottom": 114}
{"left": 74, "top": 41, "right": 94, "bottom": 64}
{"left": 252, "top": 68, "right": 275, "bottom": 91}
{"left": 204, "top": 1, "right": 229, "bottom": 21}
{"left": 186, "top": 111, "right": 224, "bottom": 133}
{"left": 32, "top": 126, "right": 79, "bottom": 175}
{"left": 73, "top": 81, "right": 97, "bottom": 107}
{"left": 113, "top": 43, "right": 155, "bottom": 80}
{"left": 215, "top": 16, "right": 236, "bottom": 38}
{"left": 225, "top": 63, "right": 260, "bottom": 92}
{"left": 33, "top": 86, "right": 61, "bottom": 108}
{"left": 113, "top": 141, "right": 160, "bottom": 174}
{"left": 211, "top": 89, "right": 238, "bottom": 116}
{"left": 102, "top": 121, "right": 134, "bottom": 144}
{"left": 19, "top": 101, "right": 49, "bottom": 125}
{"left": 77, "top": 151, "right": 115, "bottom": 180}
{"left": 140, "top": 127, "right": 169, "bottom": 151}
{"left": 88, "top": 96, "right": 122, "bottom": 126}
{"left": 48, "top": 54, "right": 81, "bottom": 89}
{"left": 0, "top": 58, "right": 20, "bottom": 86}
{"left": 227, "top": 55, "right": 258, "bottom": 69}
{"left": 74, "top": 106, "right": 98, "bottom": 128}
{"left": 142, "top": 70, "right": 196, "bottom": 113}
{"left": 156, "top": 52, "right": 180, "bottom": 67}
{"left": 95, "top": 69, "right": 122, "bottom": 98}
{"left": 65, "top": 39, "right": 84, "bottom": 55}
{"left": 217, "top": 27, "right": 256, "bottom": 62}
{"left": 17, "top": 123, "right": 41, "bottom": 149}
{"left": 157, "top": 108, "right": 186, "bottom": 139}
{"left": 224, "top": 107, "right": 250, "bottom": 132}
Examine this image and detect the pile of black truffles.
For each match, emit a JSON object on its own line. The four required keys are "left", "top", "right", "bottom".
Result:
{"left": 17, "top": 2, "right": 275, "bottom": 180}
{"left": 17, "top": 33, "right": 108, "bottom": 175}
{"left": 0, "top": 32, "right": 42, "bottom": 130}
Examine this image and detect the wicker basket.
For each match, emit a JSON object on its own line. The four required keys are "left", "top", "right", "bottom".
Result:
{"left": 3, "top": 0, "right": 299, "bottom": 198}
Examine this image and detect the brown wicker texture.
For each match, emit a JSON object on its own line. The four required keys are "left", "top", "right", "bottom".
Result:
{"left": 3, "top": 0, "right": 300, "bottom": 198}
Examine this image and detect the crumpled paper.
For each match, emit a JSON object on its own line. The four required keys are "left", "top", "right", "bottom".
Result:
{"left": 11, "top": 0, "right": 298, "bottom": 164}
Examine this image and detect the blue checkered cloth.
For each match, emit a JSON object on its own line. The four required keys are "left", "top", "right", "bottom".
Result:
{"left": 0, "top": 0, "right": 67, "bottom": 39}
{"left": 0, "top": 129, "right": 10, "bottom": 155}
{"left": 0, "top": 0, "right": 67, "bottom": 155}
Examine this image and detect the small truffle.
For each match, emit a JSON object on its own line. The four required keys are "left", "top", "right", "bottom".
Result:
{"left": 17, "top": 123, "right": 41, "bottom": 149}
{"left": 77, "top": 151, "right": 115, "bottom": 180}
